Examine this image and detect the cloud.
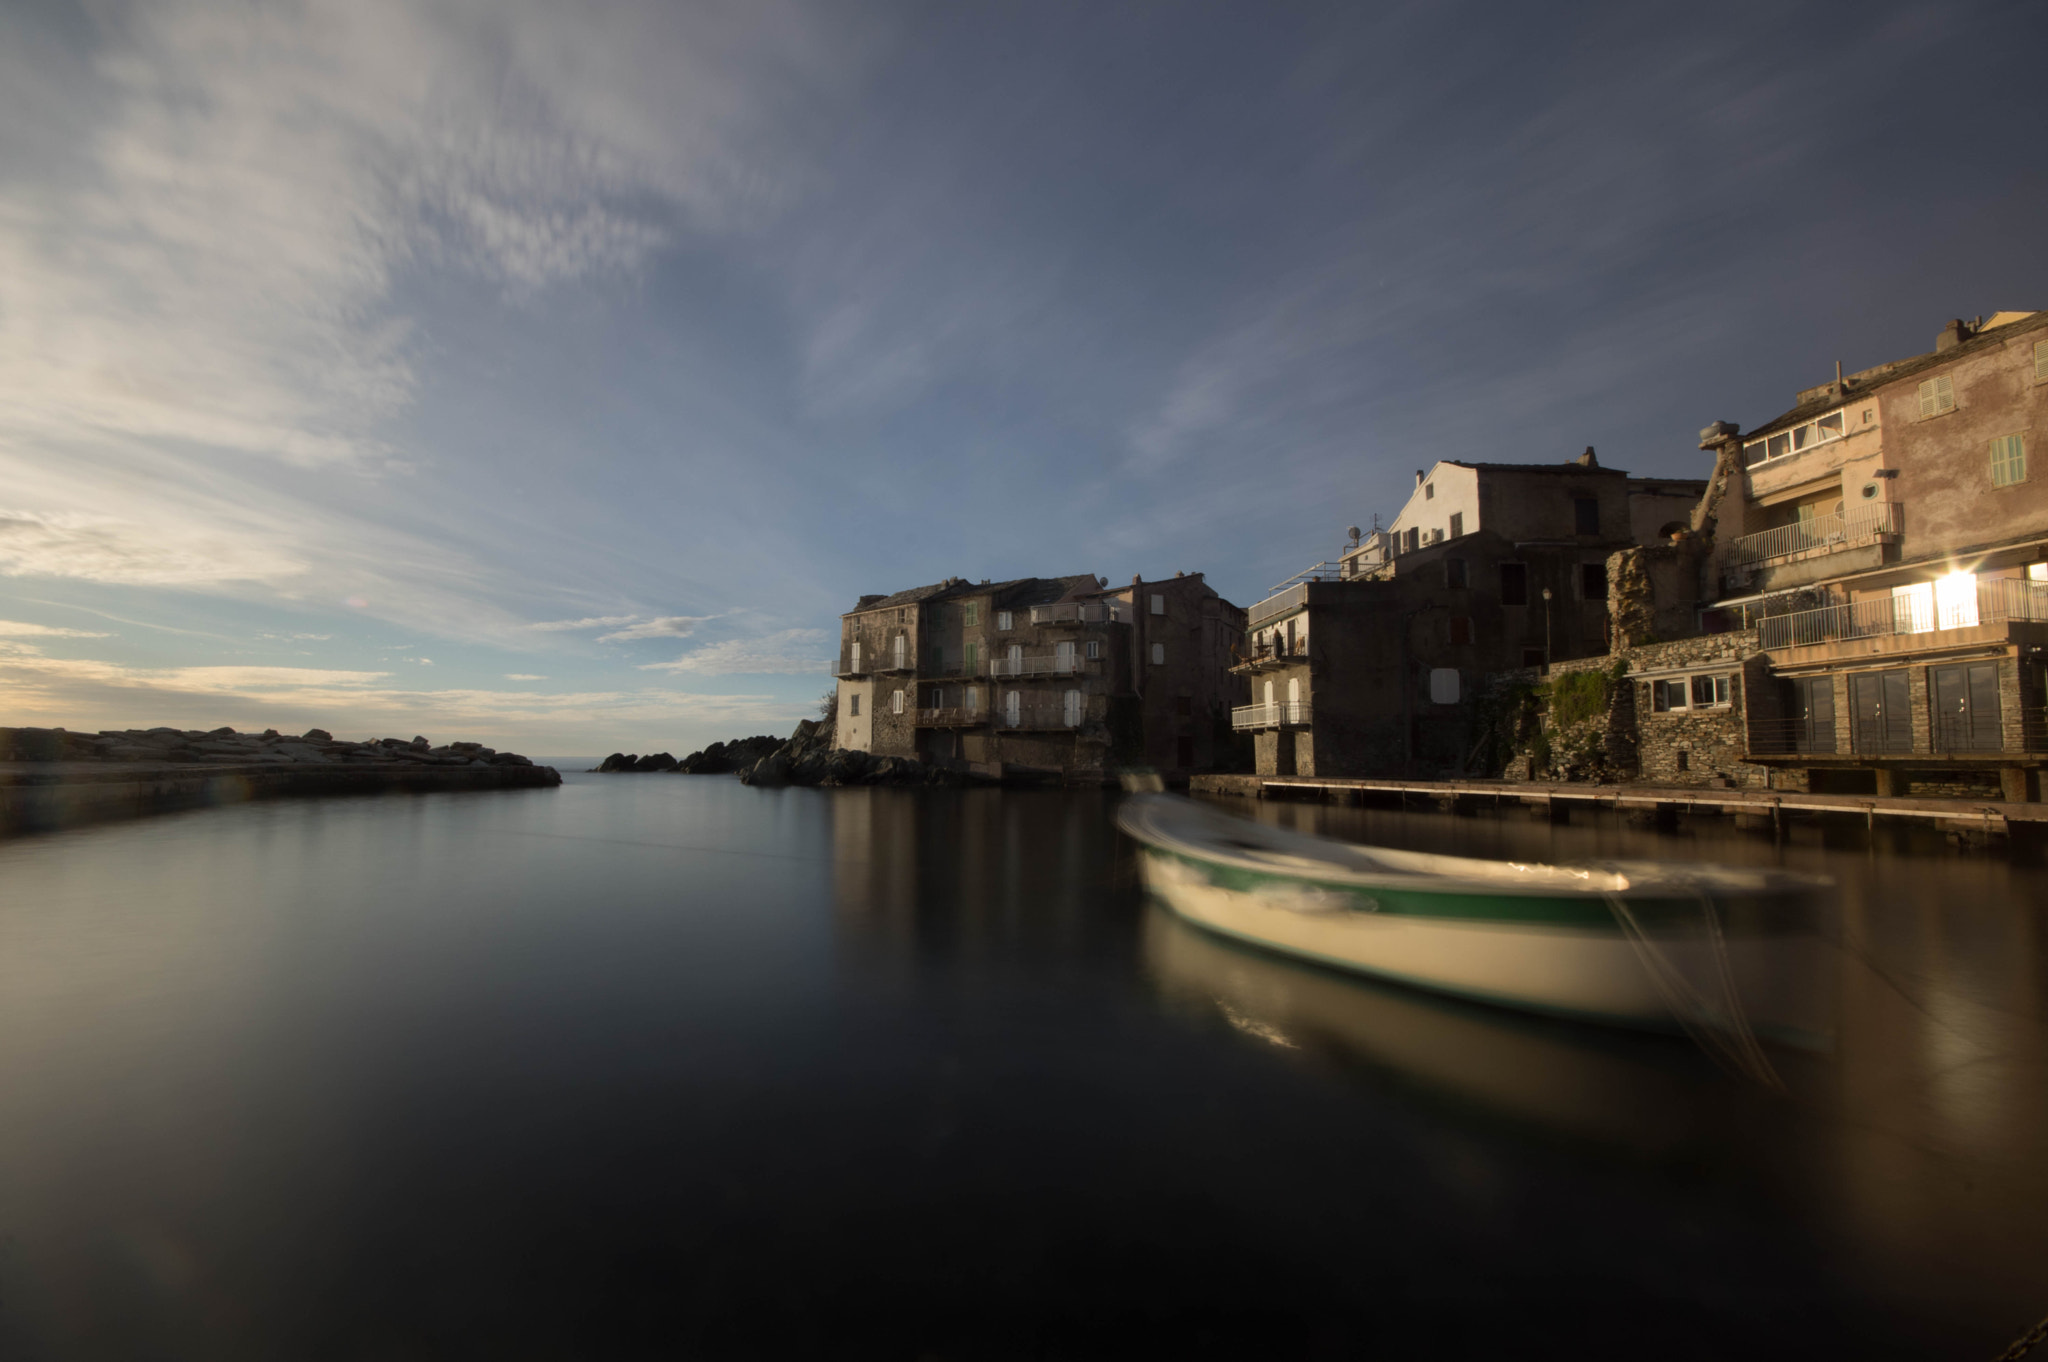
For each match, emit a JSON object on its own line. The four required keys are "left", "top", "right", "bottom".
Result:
{"left": 638, "top": 628, "right": 827, "bottom": 675}
{"left": 504, "top": 673, "right": 548, "bottom": 681}
{"left": 527, "top": 615, "right": 639, "bottom": 633}
{"left": 596, "top": 615, "right": 713, "bottom": 642}
{"left": 0, "top": 508, "right": 307, "bottom": 586}
{"left": 0, "top": 619, "right": 112, "bottom": 638}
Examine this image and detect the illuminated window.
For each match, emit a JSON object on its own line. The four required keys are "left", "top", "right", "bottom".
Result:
{"left": 1991, "top": 434, "right": 2027, "bottom": 487}
{"left": 1918, "top": 375, "right": 1955, "bottom": 417}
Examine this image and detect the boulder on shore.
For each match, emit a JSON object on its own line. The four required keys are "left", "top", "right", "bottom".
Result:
{"left": 738, "top": 716, "right": 961, "bottom": 788}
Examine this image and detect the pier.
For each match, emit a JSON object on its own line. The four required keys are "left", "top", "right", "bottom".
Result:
{"left": 1191, "top": 772, "right": 2048, "bottom": 841}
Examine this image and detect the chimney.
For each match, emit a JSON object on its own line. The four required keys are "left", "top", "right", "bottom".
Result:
{"left": 1414, "top": 470, "right": 1424, "bottom": 485}
{"left": 1577, "top": 446, "right": 1598, "bottom": 468}
{"left": 1936, "top": 318, "right": 1969, "bottom": 352}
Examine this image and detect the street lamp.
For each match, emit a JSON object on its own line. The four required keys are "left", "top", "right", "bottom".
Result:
{"left": 1541, "top": 586, "right": 1554, "bottom": 669}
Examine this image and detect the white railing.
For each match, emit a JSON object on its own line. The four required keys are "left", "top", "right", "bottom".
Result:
{"left": 1760, "top": 576, "right": 2048, "bottom": 650}
{"left": 1727, "top": 502, "right": 1900, "bottom": 569}
{"left": 989, "top": 653, "right": 1087, "bottom": 678}
{"left": 1246, "top": 583, "right": 1309, "bottom": 631}
{"left": 1231, "top": 701, "right": 1311, "bottom": 730}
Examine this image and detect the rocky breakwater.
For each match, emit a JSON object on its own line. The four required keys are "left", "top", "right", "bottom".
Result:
{"left": 0, "top": 725, "right": 560, "bottom": 836}
{"left": 738, "top": 718, "right": 960, "bottom": 788}
{"left": 592, "top": 735, "right": 782, "bottom": 774}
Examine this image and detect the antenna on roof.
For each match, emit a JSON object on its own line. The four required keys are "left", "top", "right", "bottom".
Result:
{"left": 1346, "top": 525, "right": 1362, "bottom": 545}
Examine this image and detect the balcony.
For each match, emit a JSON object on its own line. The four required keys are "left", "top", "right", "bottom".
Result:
{"left": 1028, "top": 602, "right": 1121, "bottom": 626}
{"left": 1231, "top": 636, "right": 1308, "bottom": 674}
{"left": 988, "top": 653, "right": 1097, "bottom": 679}
{"left": 1231, "top": 701, "right": 1311, "bottom": 731}
{"left": 915, "top": 707, "right": 986, "bottom": 728}
{"left": 1757, "top": 576, "right": 2048, "bottom": 651}
{"left": 1747, "top": 713, "right": 2048, "bottom": 759}
{"left": 1727, "top": 501, "right": 1900, "bottom": 570}
{"left": 1246, "top": 583, "right": 1309, "bottom": 632}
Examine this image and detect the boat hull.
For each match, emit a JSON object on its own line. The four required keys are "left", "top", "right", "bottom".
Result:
{"left": 1134, "top": 844, "right": 1834, "bottom": 1047}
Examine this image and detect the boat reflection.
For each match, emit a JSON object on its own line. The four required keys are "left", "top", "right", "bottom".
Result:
{"left": 1140, "top": 901, "right": 1732, "bottom": 1154}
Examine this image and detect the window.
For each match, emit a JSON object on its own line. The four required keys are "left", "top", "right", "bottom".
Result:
{"left": 1448, "top": 616, "right": 1471, "bottom": 646}
{"left": 1149, "top": 593, "right": 1165, "bottom": 615}
{"left": 928, "top": 687, "right": 943, "bottom": 708}
{"left": 1404, "top": 527, "right": 1420, "bottom": 554}
{"left": 1150, "top": 643, "right": 1165, "bottom": 666}
{"left": 1743, "top": 411, "right": 1849, "bottom": 465}
{"left": 1085, "top": 640, "right": 1100, "bottom": 659}
{"left": 893, "top": 634, "right": 906, "bottom": 670}
{"left": 1690, "top": 675, "right": 1731, "bottom": 708}
{"left": 1581, "top": 563, "right": 1606, "bottom": 600}
{"left": 1499, "top": 562, "right": 1528, "bottom": 606}
{"left": 964, "top": 603, "right": 980, "bottom": 627}
{"left": 1651, "top": 679, "right": 1688, "bottom": 712}
{"left": 1918, "top": 374, "right": 1955, "bottom": 417}
{"left": 1991, "top": 433, "right": 2028, "bottom": 486}
{"left": 930, "top": 644, "right": 944, "bottom": 673}
{"left": 1675, "top": 750, "right": 1690, "bottom": 772}
{"left": 1428, "top": 668, "right": 1460, "bottom": 704}
{"left": 1574, "top": 497, "right": 1599, "bottom": 535}
{"left": 850, "top": 640, "right": 862, "bottom": 672}
{"left": 1522, "top": 648, "right": 1545, "bottom": 667}
{"left": 891, "top": 689, "right": 904, "bottom": 715}
{"left": 1445, "top": 558, "right": 1468, "bottom": 588}
{"left": 964, "top": 641, "right": 979, "bottom": 672}
{"left": 1449, "top": 512, "right": 1464, "bottom": 538}
{"left": 849, "top": 694, "right": 861, "bottom": 717}
{"left": 996, "top": 611, "right": 1013, "bottom": 631}
{"left": 966, "top": 687, "right": 980, "bottom": 712}
{"left": 1425, "top": 482, "right": 1435, "bottom": 499}
{"left": 2036, "top": 340, "right": 2048, "bottom": 381}
{"left": 1175, "top": 696, "right": 1193, "bottom": 717}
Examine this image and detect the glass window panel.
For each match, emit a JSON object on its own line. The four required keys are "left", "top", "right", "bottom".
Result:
{"left": 1816, "top": 412, "right": 1844, "bottom": 438}
{"left": 1767, "top": 432, "right": 1792, "bottom": 459}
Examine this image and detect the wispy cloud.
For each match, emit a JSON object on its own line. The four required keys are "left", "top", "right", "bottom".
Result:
{"left": 504, "top": 673, "right": 548, "bottom": 681}
{"left": 0, "top": 619, "right": 112, "bottom": 639}
{"left": 638, "top": 628, "right": 827, "bottom": 675}
{"left": 596, "top": 615, "right": 713, "bottom": 643}
{"left": 527, "top": 615, "right": 639, "bottom": 633}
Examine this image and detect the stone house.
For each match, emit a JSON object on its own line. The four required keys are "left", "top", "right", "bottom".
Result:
{"left": 1233, "top": 450, "right": 1702, "bottom": 778}
{"left": 834, "top": 571, "right": 1245, "bottom": 781}
{"left": 1681, "top": 309, "right": 2048, "bottom": 801}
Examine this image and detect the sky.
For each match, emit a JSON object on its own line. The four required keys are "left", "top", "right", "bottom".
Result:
{"left": 3, "top": 0, "right": 2045, "bottom": 758}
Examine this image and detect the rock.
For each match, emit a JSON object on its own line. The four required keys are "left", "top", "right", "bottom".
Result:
{"left": 303, "top": 729, "right": 333, "bottom": 742}
{"left": 597, "top": 753, "right": 638, "bottom": 773}
{"left": 210, "top": 727, "right": 237, "bottom": 736}
{"left": 632, "top": 752, "right": 677, "bottom": 773}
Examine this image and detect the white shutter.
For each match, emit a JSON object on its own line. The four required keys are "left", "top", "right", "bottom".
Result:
{"left": 893, "top": 634, "right": 906, "bottom": 670}
{"left": 1056, "top": 641, "right": 1075, "bottom": 673}
{"left": 850, "top": 639, "right": 861, "bottom": 671}
{"left": 1064, "top": 689, "right": 1081, "bottom": 727}
{"left": 891, "top": 689, "right": 904, "bottom": 714}
{"left": 1005, "top": 690, "right": 1020, "bottom": 726}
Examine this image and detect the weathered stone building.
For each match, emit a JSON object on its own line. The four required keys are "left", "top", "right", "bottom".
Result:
{"left": 1233, "top": 450, "right": 1702, "bottom": 778}
{"left": 1676, "top": 309, "right": 2048, "bottom": 801}
{"left": 834, "top": 571, "right": 1245, "bottom": 781}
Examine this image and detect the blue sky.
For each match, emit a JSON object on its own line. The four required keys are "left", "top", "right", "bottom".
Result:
{"left": 2, "top": 0, "right": 2044, "bottom": 756}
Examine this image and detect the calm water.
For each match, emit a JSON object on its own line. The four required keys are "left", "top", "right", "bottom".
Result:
{"left": 0, "top": 774, "right": 2043, "bottom": 1358}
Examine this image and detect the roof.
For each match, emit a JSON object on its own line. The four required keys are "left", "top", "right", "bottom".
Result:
{"left": 1440, "top": 460, "right": 1628, "bottom": 477}
{"left": 844, "top": 573, "right": 1102, "bottom": 617}
{"left": 1744, "top": 309, "right": 2048, "bottom": 441}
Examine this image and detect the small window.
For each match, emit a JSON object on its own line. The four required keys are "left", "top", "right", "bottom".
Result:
{"left": 928, "top": 688, "right": 943, "bottom": 708}
{"left": 1499, "top": 562, "right": 1528, "bottom": 606}
{"left": 1675, "top": 750, "right": 1690, "bottom": 772}
{"left": 1425, "top": 482, "right": 1435, "bottom": 499}
{"left": 964, "top": 603, "right": 980, "bottom": 627}
{"left": 1991, "top": 433, "right": 2027, "bottom": 487}
{"left": 898, "top": 609, "right": 906, "bottom": 621}
{"left": 1149, "top": 594, "right": 1165, "bottom": 615}
{"left": 1428, "top": 668, "right": 1460, "bottom": 704}
{"left": 1863, "top": 408, "right": 1874, "bottom": 424}
{"left": 1150, "top": 643, "right": 1165, "bottom": 666}
{"left": 1918, "top": 374, "right": 1955, "bottom": 417}
{"left": 1448, "top": 616, "right": 1471, "bottom": 646}
{"left": 849, "top": 694, "right": 860, "bottom": 717}
{"left": 997, "top": 611, "right": 1013, "bottom": 631}
{"left": 891, "top": 689, "right": 904, "bottom": 715}
{"left": 1581, "top": 563, "right": 1606, "bottom": 600}
{"left": 1574, "top": 497, "right": 1599, "bottom": 535}
{"left": 1690, "top": 675, "right": 1730, "bottom": 707}
{"left": 1445, "top": 558, "right": 1468, "bottom": 589}
{"left": 1085, "top": 640, "right": 1100, "bottom": 659}
{"left": 1175, "top": 696, "right": 1193, "bottom": 717}
{"left": 2036, "top": 340, "right": 2048, "bottom": 381}
{"left": 1449, "top": 512, "right": 1464, "bottom": 538}
{"left": 1651, "top": 679, "right": 1688, "bottom": 712}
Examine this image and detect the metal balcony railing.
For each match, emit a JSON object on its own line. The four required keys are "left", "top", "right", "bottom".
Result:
{"left": 1027, "top": 602, "right": 1119, "bottom": 626}
{"left": 1727, "top": 502, "right": 1900, "bottom": 569}
{"left": 1246, "top": 583, "right": 1309, "bottom": 631}
{"left": 988, "top": 654, "right": 1096, "bottom": 678}
{"left": 1745, "top": 718, "right": 1839, "bottom": 756}
{"left": 996, "top": 707, "right": 1082, "bottom": 730}
{"left": 1758, "top": 578, "right": 2048, "bottom": 651}
{"left": 1231, "top": 701, "right": 1312, "bottom": 731}
{"left": 914, "top": 707, "right": 986, "bottom": 728}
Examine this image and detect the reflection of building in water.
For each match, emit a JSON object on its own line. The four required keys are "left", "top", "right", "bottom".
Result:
{"left": 829, "top": 788, "right": 1128, "bottom": 955}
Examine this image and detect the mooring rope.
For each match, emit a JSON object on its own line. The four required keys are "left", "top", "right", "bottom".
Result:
{"left": 1993, "top": 1310, "right": 2048, "bottom": 1361}
{"left": 1604, "top": 887, "right": 1784, "bottom": 1091}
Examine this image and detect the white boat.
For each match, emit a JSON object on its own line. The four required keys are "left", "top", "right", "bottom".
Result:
{"left": 1116, "top": 794, "right": 1836, "bottom": 1060}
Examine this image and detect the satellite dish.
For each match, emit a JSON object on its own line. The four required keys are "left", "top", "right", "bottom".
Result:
{"left": 1346, "top": 526, "right": 1362, "bottom": 543}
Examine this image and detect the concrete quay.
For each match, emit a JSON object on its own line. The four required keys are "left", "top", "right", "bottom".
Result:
{"left": 1191, "top": 772, "right": 2048, "bottom": 843}
{"left": 0, "top": 759, "right": 561, "bottom": 839}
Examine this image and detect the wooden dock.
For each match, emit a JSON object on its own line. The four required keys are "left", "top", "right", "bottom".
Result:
{"left": 1190, "top": 772, "right": 2048, "bottom": 836}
